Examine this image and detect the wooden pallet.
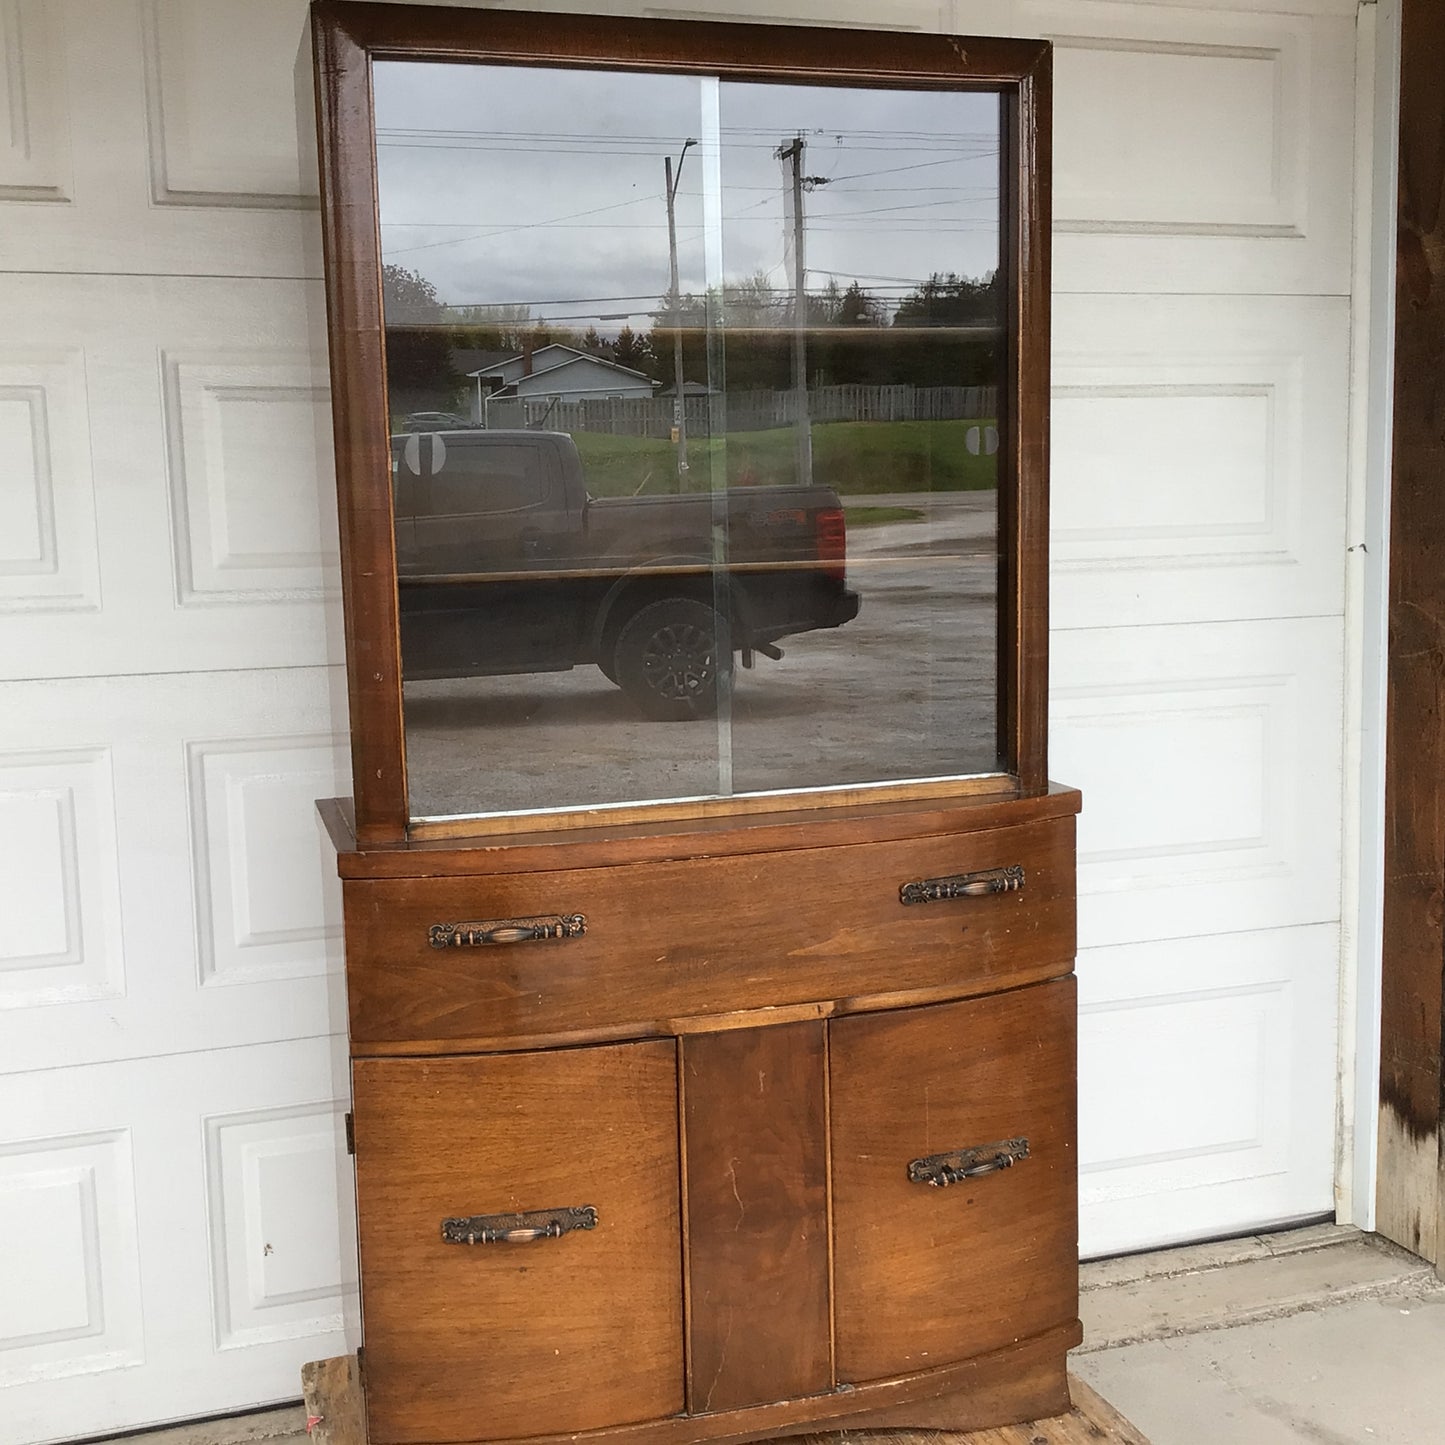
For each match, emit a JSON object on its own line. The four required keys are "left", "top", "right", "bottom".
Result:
{"left": 300, "top": 1359, "right": 1150, "bottom": 1445}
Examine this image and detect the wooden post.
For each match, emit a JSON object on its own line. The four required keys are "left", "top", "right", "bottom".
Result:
{"left": 1378, "top": 0, "right": 1445, "bottom": 1272}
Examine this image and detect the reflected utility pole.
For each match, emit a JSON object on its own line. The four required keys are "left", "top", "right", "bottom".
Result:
{"left": 664, "top": 138, "right": 696, "bottom": 487}
{"left": 776, "top": 134, "right": 824, "bottom": 487}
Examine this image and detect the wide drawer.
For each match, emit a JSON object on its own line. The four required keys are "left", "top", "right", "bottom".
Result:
{"left": 352, "top": 1040, "right": 683, "bottom": 1443}
{"left": 343, "top": 815, "right": 1074, "bottom": 1049}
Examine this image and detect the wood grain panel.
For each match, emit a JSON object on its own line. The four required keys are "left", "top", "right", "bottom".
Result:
{"left": 343, "top": 818, "right": 1075, "bottom": 1050}
{"left": 295, "top": 1324, "right": 1088, "bottom": 1445}
{"left": 311, "top": 8, "right": 408, "bottom": 842}
{"left": 320, "top": 787, "right": 1082, "bottom": 880}
{"left": 682, "top": 1023, "right": 830, "bottom": 1413}
{"left": 1004, "top": 45, "right": 1052, "bottom": 797}
{"left": 830, "top": 980, "right": 1078, "bottom": 1383}
{"left": 1379, "top": 0, "right": 1445, "bottom": 1270}
{"left": 351, "top": 1043, "right": 683, "bottom": 1443}
{"left": 295, "top": 1349, "right": 1155, "bottom": 1445}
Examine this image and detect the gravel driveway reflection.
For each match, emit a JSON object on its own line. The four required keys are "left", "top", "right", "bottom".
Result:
{"left": 402, "top": 491, "right": 998, "bottom": 821}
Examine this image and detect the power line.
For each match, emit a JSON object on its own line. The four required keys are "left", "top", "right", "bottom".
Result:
{"left": 819, "top": 156, "right": 980, "bottom": 183}
{"left": 384, "top": 193, "right": 659, "bottom": 255}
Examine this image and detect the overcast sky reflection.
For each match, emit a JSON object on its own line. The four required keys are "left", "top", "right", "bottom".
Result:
{"left": 373, "top": 61, "right": 1000, "bottom": 334}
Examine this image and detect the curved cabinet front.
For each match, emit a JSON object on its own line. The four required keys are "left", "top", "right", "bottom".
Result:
{"left": 331, "top": 790, "right": 1082, "bottom": 1443}
{"left": 341, "top": 816, "right": 1076, "bottom": 1053}
{"left": 829, "top": 978, "right": 1079, "bottom": 1383}
{"left": 351, "top": 1042, "right": 684, "bottom": 1444}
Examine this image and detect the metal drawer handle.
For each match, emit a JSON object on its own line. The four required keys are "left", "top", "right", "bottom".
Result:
{"left": 899, "top": 865, "right": 1023, "bottom": 906}
{"left": 428, "top": 913, "right": 587, "bottom": 949}
{"left": 441, "top": 1206, "right": 598, "bottom": 1245}
{"left": 909, "top": 1138, "right": 1029, "bottom": 1187}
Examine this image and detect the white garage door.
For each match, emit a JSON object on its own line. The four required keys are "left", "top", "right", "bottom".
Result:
{"left": 0, "top": 0, "right": 1360, "bottom": 1439}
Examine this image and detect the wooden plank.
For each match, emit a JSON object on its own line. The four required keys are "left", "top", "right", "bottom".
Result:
{"left": 682, "top": 1022, "right": 832, "bottom": 1412}
{"left": 309, "top": 7, "right": 410, "bottom": 842}
{"left": 301, "top": 1355, "right": 366, "bottom": 1445}
{"left": 1379, "top": 0, "right": 1445, "bottom": 1271}
{"left": 299, "top": 1359, "right": 1147, "bottom": 1445}
{"left": 901, "top": 1376, "right": 1149, "bottom": 1444}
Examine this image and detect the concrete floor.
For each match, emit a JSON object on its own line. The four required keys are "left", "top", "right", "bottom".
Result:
{"left": 100, "top": 1226, "right": 1444, "bottom": 1445}
{"left": 1075, "top": 1225, "right": 1445, "bottom": 1444}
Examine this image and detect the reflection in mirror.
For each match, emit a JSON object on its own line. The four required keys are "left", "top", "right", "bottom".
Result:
{"left": 374, "top": 61, "right": 1002, "bottom": 823}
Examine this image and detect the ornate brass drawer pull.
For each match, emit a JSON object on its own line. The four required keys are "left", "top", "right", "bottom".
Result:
{"left": 899, "top": 865, "right": 1024, "bottom": 906}
{"left": 428, "top": 913, "right": 587, "bottom": 949}
{"left": 908, "top": 1138, "right": 1029, "bottom": 1187}
{"left": 441, "top": 1205, "right": 598, "bottom": 1245}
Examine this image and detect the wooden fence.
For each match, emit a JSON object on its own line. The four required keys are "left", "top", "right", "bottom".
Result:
{"left": 481, "top": 384, "right": 997, "bottom": 438}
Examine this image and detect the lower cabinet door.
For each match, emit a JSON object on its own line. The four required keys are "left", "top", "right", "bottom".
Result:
{"left": 352, "top": 1040, "right": 684, "bottom": 1443}
{"left": 830, "top": 979, "right": 1078, "bottom": 1383}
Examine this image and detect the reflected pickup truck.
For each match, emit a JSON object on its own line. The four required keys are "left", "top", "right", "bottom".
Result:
{"left": 391, "top": 430, "right": 861, "bottom": 720}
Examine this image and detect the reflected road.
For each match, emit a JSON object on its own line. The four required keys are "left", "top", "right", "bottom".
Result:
{"left": 403, "top": 493, "right": 999, "bottom": 820}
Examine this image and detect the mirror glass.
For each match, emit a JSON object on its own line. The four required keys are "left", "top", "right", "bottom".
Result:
{"left": 374, "top": 60, "right": 1004, "bottom": 823}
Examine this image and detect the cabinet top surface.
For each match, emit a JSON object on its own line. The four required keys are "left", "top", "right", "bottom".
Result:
{"left": 318, "top": 783, "right": 1080, "bottom": 879}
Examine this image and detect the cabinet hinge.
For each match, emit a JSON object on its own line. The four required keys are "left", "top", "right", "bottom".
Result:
{"left": 344, "top": 1112, "right": 355, "bottom": 1155}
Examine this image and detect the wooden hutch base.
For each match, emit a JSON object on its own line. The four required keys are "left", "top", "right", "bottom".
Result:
{"left": 321, "top": 787, "right": 1080, "bottom": 1444}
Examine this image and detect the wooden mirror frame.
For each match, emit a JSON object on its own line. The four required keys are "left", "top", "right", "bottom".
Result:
{"left": 309, "top": 0, "right": 1052, "bottom": 846}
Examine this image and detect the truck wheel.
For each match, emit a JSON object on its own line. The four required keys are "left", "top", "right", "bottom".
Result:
{"left": 613, "top": 598, "right": 730, "bottom": 721}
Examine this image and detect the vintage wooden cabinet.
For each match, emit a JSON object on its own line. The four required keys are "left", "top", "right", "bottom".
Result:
{"left": 310, "top": 5, "right": 1077, "bottom": 1442}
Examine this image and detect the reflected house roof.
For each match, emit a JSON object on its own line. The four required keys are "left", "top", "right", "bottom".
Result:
{"left": 470, "top": 344, "right": 654, "bottom": 383}
{"left": 469, "top": 346, "right": 661, "bottom": 401}
{"left": 451, "top": 347, "right": 514, "bottom": 376}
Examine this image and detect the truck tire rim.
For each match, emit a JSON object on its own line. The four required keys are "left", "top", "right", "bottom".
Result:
{"left": 641, "top": 622, "right": 715, "bottom": 700}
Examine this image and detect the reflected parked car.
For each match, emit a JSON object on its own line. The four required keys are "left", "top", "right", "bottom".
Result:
{"left": 392, "top": 429, "right": 860, "bottom": 720}
{"left": 401, "top": 410, "right": 479, "bottom": 431}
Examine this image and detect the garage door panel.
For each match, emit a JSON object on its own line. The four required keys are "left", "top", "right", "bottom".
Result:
{"left": 0, "top": 1126, "right": 143, "bottom": 1391}
{"left": 1052, "top": 295, "right": 1349, "bottom": 628}
{"left": 1026, "top": 2, "right": 1355, "bottom": 296}
{"left": 204, "top": 1098, "right": 356, "bottom": 1352}
{"left": 1049, "top": 24, "right": 1309, "bottom": 234}
{"left": 0, "top": 275, "right": 342, "bottom": 682}
{"left": 162, "top": 347, "right": 338, "bottom": 610}
{"left": 1077, "top": 924, "right": 1339, "bottom": 1257}
{"left": 187, "top": 735, "right": 347, "bottom": 989}
{"left": 1052, "top": 617, "right": 1344, "bottom": 949}
{"left": 0, "top": 747, "right": 124, "bottom": 1011}
{"left": 0, "top": 1, "right": 316, "bottom": 278}
{"left": 0, "top": 1, "right": 72, "bottom": 205}
{"left": 0, "top": 1037, "right": 355, "bottom": 1445}
{"left": 0, "top": 670, "right": 348, "bottom": 1074}
{"left": 142, "top": 0, "right": 318, "bottom": 209}
{"left": 0, "top": 347, "right": 100, "bottom": 616}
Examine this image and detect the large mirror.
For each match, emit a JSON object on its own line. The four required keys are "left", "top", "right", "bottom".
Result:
{"left": 373, "top": 59, "right": 1007, "bottom": 823}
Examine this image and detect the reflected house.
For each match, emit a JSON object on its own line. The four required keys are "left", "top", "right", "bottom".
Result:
{"left": 468, "top": 343, "right": 660, "bottom": 424}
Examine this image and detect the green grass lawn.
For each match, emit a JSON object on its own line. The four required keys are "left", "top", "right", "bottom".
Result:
{"left": 572, "top": 419, "right": 998, "bottom": 498}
